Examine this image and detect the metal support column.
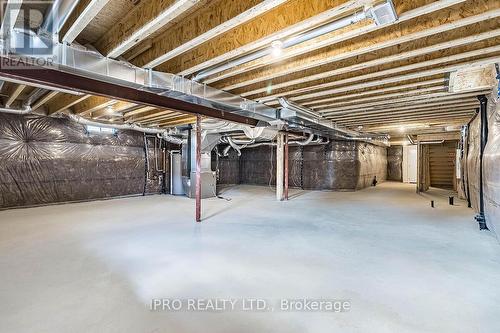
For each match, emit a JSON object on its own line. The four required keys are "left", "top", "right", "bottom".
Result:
{"left": 416, "top": 142, "right": 421, "bottom": 194}
{"left": 475, "top": 95, "right": 488, "bottom": 230}
{"left": 195, "top": 115, "right": 202, "bottom": 223}
{"left": 284, "top": 133, "right": 289, "bottom": 201}
{"left": 276, "top": 133, "right": 284, "bottom": 201}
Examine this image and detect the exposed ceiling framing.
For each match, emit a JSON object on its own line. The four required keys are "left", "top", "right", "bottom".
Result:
{"left": 2, "top": 0, "right": 499, "bottom": 135}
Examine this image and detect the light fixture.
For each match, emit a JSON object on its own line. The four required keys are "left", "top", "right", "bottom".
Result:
{"left": 270, "top": 40, "right": 283, "bottom": 58}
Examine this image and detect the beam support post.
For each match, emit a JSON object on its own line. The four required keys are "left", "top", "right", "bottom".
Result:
{"left": 416, "top": 141, "right": 421, "bottom": 194}
{"left": 195, "top": 115, "right": 202, "bottom": 223}
{"left": 276, "top": 132, "right": 284, "bottom": 201}
{"left": 284, "top": 133, "right": 289, "bottom": 201}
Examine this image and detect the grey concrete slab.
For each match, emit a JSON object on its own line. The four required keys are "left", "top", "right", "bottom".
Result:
{"left": 1, "top": 182, "right": 499, "bottom": 333}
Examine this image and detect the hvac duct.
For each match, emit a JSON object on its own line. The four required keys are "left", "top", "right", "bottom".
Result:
{"left": 406, "top": 134, "right": 445, "bottom": 145}
{"left": 221, "top": 134, "right": 329, "bottom": 154}
{"left": 278, "top": 97, "right": 390, "bottom": 146}
{"left": 2, "top": 29, "right": 277, "bottom": 122}
{"left": 0, "top": 106, "right": 32, "bottom": 114}
{"left": 68, "top": 114, "right": 183, "bottom": 145}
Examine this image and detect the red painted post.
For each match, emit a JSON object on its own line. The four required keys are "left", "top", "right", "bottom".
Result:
{"left": 284, "top": 133, "right": 289, "bottom": 201}
{"left": 195, "top": 115, "right": 202, "bottom": 222}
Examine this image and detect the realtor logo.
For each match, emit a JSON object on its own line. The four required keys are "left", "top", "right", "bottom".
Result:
{"left": 1, "top": 0, "right": 56, "bottom": 68}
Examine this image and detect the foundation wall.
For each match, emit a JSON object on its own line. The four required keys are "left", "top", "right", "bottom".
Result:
{"left": 217, "top": 140, "right": 387, "bottom": 191}
{"left": 0, "top": 114, "right": 167, "bottom": 209}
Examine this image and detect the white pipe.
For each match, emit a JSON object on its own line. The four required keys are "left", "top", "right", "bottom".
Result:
{"left": 227, "top": 137, "right": 242, "bottom": 156}
{"left": 68, "top": 114, "right": 183, "bottom": 144}
{"left": 193, "top": 11, "right": 367, "bottom": 81}
{"left": 295, "top": 133, "right": 315, "bottom": 146}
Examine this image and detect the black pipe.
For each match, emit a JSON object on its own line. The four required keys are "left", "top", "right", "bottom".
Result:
{"left": 464, "top": 113, "right": 478, "bottom": 209}
{"left": 475, "top": 95, "right": 488, "bottom": 230}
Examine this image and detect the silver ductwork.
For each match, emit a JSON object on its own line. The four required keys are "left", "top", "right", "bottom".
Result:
{"left": 2, "top": 29, "right": 388, "bottom": 147}
{"left": 2, "top": 29, "right": 277, "bottom": 122}
{"left": 68, "top": 114, "right": 183, "bottom": 144}
{"left": 220, "top": 134, "right": 330, "bottom": 155}
{"left": 278, "top": 97, "right": 390, "bottom": 147}
{"left": 0, "top": 106, "right": 32, "bottom": 114}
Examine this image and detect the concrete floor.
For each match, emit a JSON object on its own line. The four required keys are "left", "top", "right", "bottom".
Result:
{"left": 1, "top": 182, "right": 499, "bottom": 333}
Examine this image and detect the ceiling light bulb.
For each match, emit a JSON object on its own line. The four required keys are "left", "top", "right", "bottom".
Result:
{"left": 271, "top": 40, "right": 283, "bottom": 58}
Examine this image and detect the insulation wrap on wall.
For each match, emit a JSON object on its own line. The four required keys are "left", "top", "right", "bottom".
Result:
{"left": 214, "top": 149, "right": 240, "bottom": 185}
{"left": 217, "top": 141, "right": 387, "bottom": 191}
{"left": 467, "top": 114, "right": 482, "bottom": 214}
{"left": 387, "top": 146, "right": 403, "bottom": 181}
{"left": 356, "top": 143, "right": 387, "bottom": 189}
{"left": 0, "top": 113, "right": 167, "bottom": 209}
{"left": 483, "top": 94, "right": 500, "bottom": 237}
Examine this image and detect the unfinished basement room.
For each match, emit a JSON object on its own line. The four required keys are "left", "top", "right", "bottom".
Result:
{"left": 1, "top": 0, "right": 500, "bottom": 332}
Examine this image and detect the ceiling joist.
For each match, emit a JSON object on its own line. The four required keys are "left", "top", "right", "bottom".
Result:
{"left": 61, "top": 0, "right": 112, "bottom": 44}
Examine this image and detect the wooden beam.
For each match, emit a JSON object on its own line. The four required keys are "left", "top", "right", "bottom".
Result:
{"left": 158, "top": 116, "right": 197, "bottom": 127}
{"left": 126, "top": 110, "right": 175, "bottom": 122}
{"left": 210, "top": 0, "right": 468, "bottom": 86}
{"left": 318, "top": 90, "right": 489, "bottom": 114}
{"left": 139, "top": 112, "right": 185, "bottom": 124}
{"left": 334, "top": 108, "right": 476, "bottom": 124}
{"left": 60, "top": 0, "right": 112, "bottom": 44}
{"left": 73, "top": 96, "right": 115, "bottom": 115}
{"left": 224, "top": 7, "right": 500, "bottom": 93}
{"left": 0, "top": 0, "right": 23, "bottom": 36}
{"left": 302, "top": 79, "right": 446, "bottom": 107}
{"left": 238, "top": 23, "right": 500, "bottom": 97}
{"left": 323, "top": 99, "right": 479, "bottom": 117}
{"left": 311, "top": 86, "right": 446, "bottom": 110}
{"left": 340, "top": 113, "right": 475, "bottom": 126}
{"left": 145, "top": 0, "right": 371, "bottom": 73}
{"left": 46, "top": 94, "right": 91, "bottom": 115}
{"left": 32, "top": 91, "right": 59, "bottom": 111}
{"left": 5, "top": 84, "right": 26, "bottom": 107}
{"left": 96, "top": 0, "right": 199, "bottom": 58}
{"left": 132, "top": 0, "right": 290, "bottom": 69}
{"left": 263, "top": 54, "right": 500, "bottom": 104}
{"left": 329, "top": 104, "right": 479, "bottom": 121}
{"left": 417, "top": 132, "right": 461, "bottom": 141}
{"left": 90, "top": 102, "right": 136, "bottom": 118}
{"left": 123, "top": 106, "right": 158, "bottom": 118}
{"left": 365, "top": 119, "right": 471, "bottom": 129}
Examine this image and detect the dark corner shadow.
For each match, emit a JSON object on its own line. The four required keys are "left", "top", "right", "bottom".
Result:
{"left": 287, "top": 190, "right": 308, "bottom": 200}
